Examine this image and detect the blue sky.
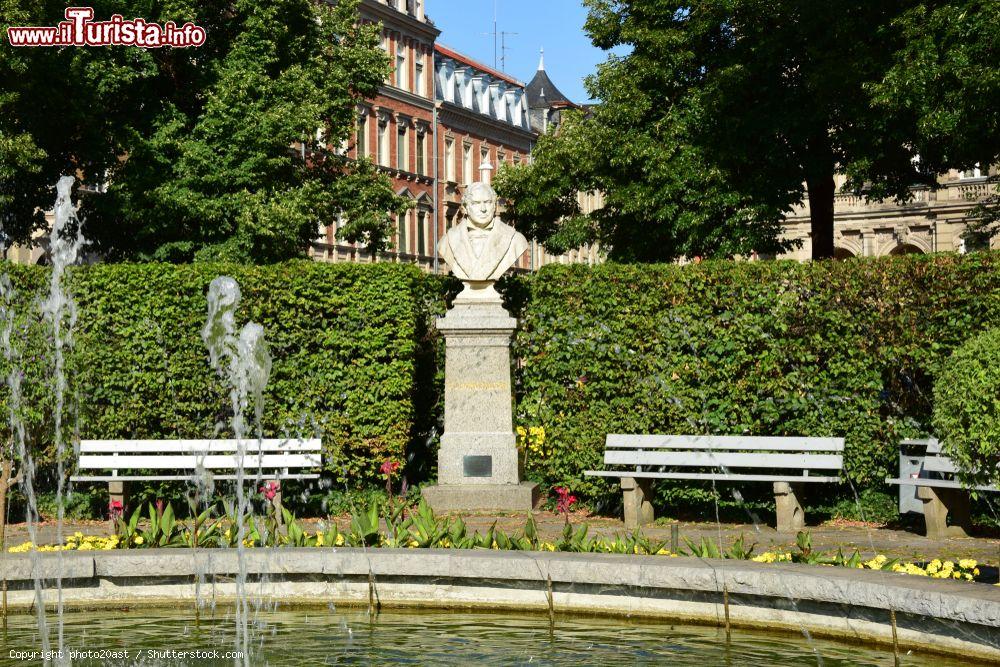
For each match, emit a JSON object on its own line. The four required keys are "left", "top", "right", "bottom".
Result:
{"left": 427, "top": 0, "right": 609, "bottom": 103}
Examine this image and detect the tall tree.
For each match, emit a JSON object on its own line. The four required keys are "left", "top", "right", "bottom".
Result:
{"left": 496, "top": 107, "right": 793, "bottom": 262}
{"left": 0, "top": 0, "right": 409, "bottom": 262}
{"left": 501, "top": 1, "right": 948, "bottom": 261}
{"left": 864, "top": 0, "right": 1000, "bottom": 241}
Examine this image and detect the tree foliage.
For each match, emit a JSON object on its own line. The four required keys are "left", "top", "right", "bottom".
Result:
{"left": 499, "top": 0, "right": 999, "bottom": 261}
{"left": 866, "top": 0, "right": 1000, "bottom": 241}
{"left": 0, "top": 0, "right": 410, "bottom": 262}
{"left": 934, "top": 327, "right": 1000, "bottom": 488}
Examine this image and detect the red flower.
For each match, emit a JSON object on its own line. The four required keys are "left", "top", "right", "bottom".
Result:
{"left": 554, "top": 486, "right": 577, "bottom": 515}
{"left": 259, "top": 481, "right": 280, "bottom": 501}
{"left": 108, "top": 499, "right": 124, "bottom": 520}
{"left": 380, "top": 460, "right": 400, "bottom": 477}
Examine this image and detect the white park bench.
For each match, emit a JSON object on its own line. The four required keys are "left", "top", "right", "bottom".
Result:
{"left": 886, "top": 438, "right": 998, "bottom": 539}
{"left": 585, "top": 434, "right": 845, "bottom": 531}
{"left": 71, "top": 438, "right": 323, "bottom": 513}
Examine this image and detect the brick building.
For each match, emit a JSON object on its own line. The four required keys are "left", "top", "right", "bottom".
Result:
{"left": 311, "top": 0, "right": 601, "bottom": 272}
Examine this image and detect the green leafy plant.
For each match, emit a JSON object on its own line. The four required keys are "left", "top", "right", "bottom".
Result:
{"left": 933, "top": 327, "right": 1000, "bottom": 489}
{"left": 349, "top": 498, "right": 382, "bottom": 547}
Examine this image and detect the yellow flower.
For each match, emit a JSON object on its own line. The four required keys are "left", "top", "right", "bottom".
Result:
{"left": 335, "top": 534, "right": 345, "bottom": 547}
{"left": 959, "top": 559, "right": 977, "bottom": 570}
{"left": 315, "top": 533, "right": 325, "bottom": 547}
{"left": 134, "top": 536, "right": 144, "bottom": 545}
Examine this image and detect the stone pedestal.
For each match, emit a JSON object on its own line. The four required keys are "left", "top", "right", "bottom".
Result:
{"left": 422, "top": 296, "right": 538, "bottom": 512}
{"left": 621, "top": 477, "right": 656, "bottom": 528}
{"left": 917, "top": 486, "right": 971, "bottom": 539}
{"left": 773, "top": 482, "right": 806, "bottom": 532}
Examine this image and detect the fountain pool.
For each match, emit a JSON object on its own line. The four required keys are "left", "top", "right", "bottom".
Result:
{"left": 0, "top": 607, "right": 973, "bottom": 666}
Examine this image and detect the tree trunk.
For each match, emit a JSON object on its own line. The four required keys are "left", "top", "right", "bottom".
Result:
{"left": 806, "top": 172, "right": 836, "bottom": 260}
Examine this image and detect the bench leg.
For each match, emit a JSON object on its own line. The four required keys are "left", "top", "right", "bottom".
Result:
{"left": 621, "top": 477, "right": 655, "bottom": 529}
{"left": 773, "top": 482, "right": 805, "bottom": 532}
{"left": 918, "top": 486, "right": 970, "bottom": 539}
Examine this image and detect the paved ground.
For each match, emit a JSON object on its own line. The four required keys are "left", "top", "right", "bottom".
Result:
{"left": 5, "top": 509, "right": 1000, "bottom": 567}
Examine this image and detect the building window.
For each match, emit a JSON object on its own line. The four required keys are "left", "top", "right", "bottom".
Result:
{"left": 397, "top": 123, "right": 407, "bottom": 171}
{"left": 480, "top": 146, "right": 490, "bottom": 180}
{"left": 463, "top": 143, "right": 473, "bottom": 185}
{"left": 513, "top": 153, "right": 521, "bottom": 166}
{"left": 396, "top": 43, "right": 407, "bottom": 90}
{"left": 445, "top": 138, "right": 456, "bottom": 182}
{"left": 378, "top": 117, "right": 389, "bottom": 166}
{"left": 356, "top": 113, "right": 368, "bottom": 158}
{"left": 414, "top": 51, "right": 425, "bottom": 96}
{"left": 415, "top": 132, "right": 425, "bottom": 176}
{"left": 397, "top": 212, "right": 407, "bottom": 253}
{"left": 417, "top": 211, "right": 426, "bottom": 256}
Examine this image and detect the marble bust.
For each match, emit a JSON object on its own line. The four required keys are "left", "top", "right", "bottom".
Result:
{"left": 438, "top": 182, "right": 529, "bottom": 299}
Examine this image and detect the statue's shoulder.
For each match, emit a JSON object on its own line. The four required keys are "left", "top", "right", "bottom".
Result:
{"left": 443, "top": 222, "right": 465, "bottom": 245}
{"left": 495, "top": 219, "right": 528, "bottom": 251}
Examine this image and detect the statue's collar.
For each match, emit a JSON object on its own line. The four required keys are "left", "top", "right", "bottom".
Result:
{"left": 464, "top": 217, "right": 496, "bottom": 233}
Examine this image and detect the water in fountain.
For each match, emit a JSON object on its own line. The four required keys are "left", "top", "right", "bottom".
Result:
{"left": 0, "top": 231, "right": 49, "bottom": 654}
{"left": 0, "top": 176, "right": 85, "bottom": 660}
{"left": 202, "top": 276, "right": 272, "bottom": 664}
{"left": 41, "top": 175, "right": 85, "bottom": 658}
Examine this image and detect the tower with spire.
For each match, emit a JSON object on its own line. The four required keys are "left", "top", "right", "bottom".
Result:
{"left": 525, "top": 47, "right": 580, "bottom": 133}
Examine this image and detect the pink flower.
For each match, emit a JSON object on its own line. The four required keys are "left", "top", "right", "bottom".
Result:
{"left": 108, "top": 499, "right": 123, "bottom": 520}
{"left": 554, "top": 486, "right": 577, "bottom": 515}
{"left": 380, "top": 460, "right": 400, "bottom": 478}
{"left": 259, "top": 481, "right": 280, "bottom": 501}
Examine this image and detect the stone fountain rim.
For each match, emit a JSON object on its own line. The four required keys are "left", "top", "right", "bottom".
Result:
{"left": 3, "top": 549, "right": 999, "bottom": 661}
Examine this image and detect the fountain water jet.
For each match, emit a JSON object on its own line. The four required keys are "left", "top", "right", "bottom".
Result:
{"left": 202, "top": 276, "right": 272, "bottom": 665}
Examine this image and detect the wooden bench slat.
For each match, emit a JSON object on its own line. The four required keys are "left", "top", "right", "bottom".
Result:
{"left": 606, "top": 435, "right": 844, "bottom": 452}
{"left": 885, "top": 477, "right": 999, "bottom": 493}
{"left": 71, "top": 474, "right": 320, "bottom": 482}
{"left": 78, "top": 454, "right": 321, "bottom": 470}
{"left": 603, "top": 450, "right": 842, "bottom": 470}
{"left": 922, "top": 457, "right": 961, "bottom": 474}
{"left": 586, "top": 471, "right": 840, "bottom": 483}
{"left": 78, "top": 439, "right": 321, "bottom": 453}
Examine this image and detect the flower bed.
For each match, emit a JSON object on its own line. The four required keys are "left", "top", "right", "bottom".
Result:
{"left": 4, "top": 499, "right": 991, "bottom": 586}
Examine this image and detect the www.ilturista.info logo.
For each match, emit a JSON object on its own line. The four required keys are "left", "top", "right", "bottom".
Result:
{"left": 6, "top": 7, "right": 206, "bottom": 48}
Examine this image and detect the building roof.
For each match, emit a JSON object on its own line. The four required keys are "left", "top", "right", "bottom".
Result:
{"left": 525, "top": 48, "right": 577, "bottom": 109}
{"left": 435, "top": 43, "right": 524, "bottom": 88}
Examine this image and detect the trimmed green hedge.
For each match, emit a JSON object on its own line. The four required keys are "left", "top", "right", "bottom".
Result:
{"left": 5, "top": 253, "right": 1000, "bottom": 508}
{"left": 510, "top": 254, "right": 1000, "bottom": 501}
{"left": 2, "top": 261, "right": 427, "bottom": 486}
{"left": 934, "top": 327, "right": 1000, "bottom": 487}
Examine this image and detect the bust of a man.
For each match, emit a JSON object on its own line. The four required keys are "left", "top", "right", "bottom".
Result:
{"left": 439, "top": 182, "right": 529, "bottom": 298}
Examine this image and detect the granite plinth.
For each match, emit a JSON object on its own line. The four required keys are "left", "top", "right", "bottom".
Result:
{"left": 434, "top": 296, "right": 525, "bottom": 496}
{"left": 421, "top": 482, "right": 539, "bottom": 512}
